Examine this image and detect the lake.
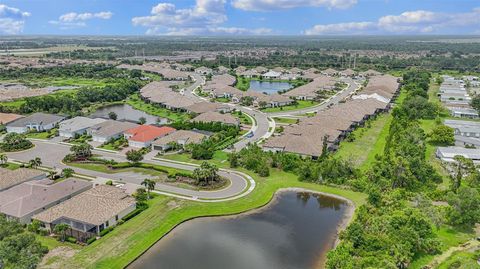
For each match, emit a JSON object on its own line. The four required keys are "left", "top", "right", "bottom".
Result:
{"left": 128, "top": 191, "right": 351, "bottom": 269}
{"left": 248, "top": 80, "right": 293, "bottom": 95}
{"left": 90, "top": 104, "right": 168, "bottom": 125}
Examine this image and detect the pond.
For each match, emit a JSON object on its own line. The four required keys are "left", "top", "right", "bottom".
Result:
{"left": 90, "top": 104, "right": 168, "bottom": 125}
{"left": 248, "top": 80, "right": 293, "bottom": 95}
{"left": 128, "top": 191, "right": 351, "bottom": 269}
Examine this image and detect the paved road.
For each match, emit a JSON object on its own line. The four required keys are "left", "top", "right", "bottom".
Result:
{"left": 6, "top": 140, "right": 250, "bottom": 201}
{"left": 266, "top": 77, "right": 361, "bottom": 117}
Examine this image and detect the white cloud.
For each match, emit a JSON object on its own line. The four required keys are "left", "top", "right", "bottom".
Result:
{"left": 59, "top": 11, "right": 113, "bottom": 22}
{"left": 0, "top": 4, "right": 30, "bottom": 34}
{"left": 133, "top": 0, "right": 272, "bottom": 35}
{"left": 305, "top": 8, "right": 480, "bottom": 35}
{"left": 304, "top": 22, "right": 374, "bottom": 35}
{"left": 50, "top": 11, "right": 112, "bottom": 29}
{"left": 232, "top": 0, "right": 357, "bottom": 11}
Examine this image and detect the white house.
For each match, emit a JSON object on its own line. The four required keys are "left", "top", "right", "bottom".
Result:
{"left": 6, "top": 113, "right": 65, "bottom": 134}
{"left": 59, "top": 117, "right": 106, "bottom": 138}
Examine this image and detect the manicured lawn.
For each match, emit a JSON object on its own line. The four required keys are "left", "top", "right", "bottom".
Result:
{"left": 232, "top": 111, "right": 253, "bottom": 126}
{"left": 26, "top": 131, "right": 55, "bottom": 139}
{"left": 273, "top": 117, "right": 298, "bottom": 124}
{"left": 235, "top": 76, "right": 250, "bottom": 91}
{"left": 437, "top": 250, "right": 479, "bottom": 269}
{"left": 67, "top": 161, "right": 192, "bottom": 176}
{"left": 260, "top": 100, "right": 319, "bottom": 113}
{"left": 35, "top": 234, "right": 81, "bottom": 251}
{"left": 161, "top": 151, "right": 230, "bottom": 167}
{"left": 0, "top": 162, "right": 21, "bottom": 170}
{"left": 126, "top": 94, "right": 191, "bottom": 122}
{"left": 49, "top": 168, "right": 366, "bottom": 269}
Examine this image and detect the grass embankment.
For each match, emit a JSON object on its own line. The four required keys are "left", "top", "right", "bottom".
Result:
{"left": 261, "top": 100, "right": 319, "bottom": 113}
{"left": 66, "top": 161, "right": 192, "bottom": 177}
{"left": 126, "top": 94, "right": 190, "bottom": 122}
{"left": 273, "top": 117, "right": 298, "bottom": 124}
{"left": 161, "top": 151, "right": 229, "bottom": 167}
{"left": 46, "top": 168, "right": 366, "bottom": 269}
{"left": 335, "top": 89, "right": 407, "bottom": 170}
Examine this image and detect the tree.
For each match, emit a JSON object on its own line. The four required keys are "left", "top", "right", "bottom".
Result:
{"left": 1, "top": 133, "right": 33, "bottom": 152}
{"left": 138, "top": 117, "right": 146, "bottom": 125}
{"left": 451, "top": 155, "right": 474, "bottom": 193}
{"left": 0, "top": 153, "right": 7, "bottom": 165}
{"left": 108, "top": 111, "right": 118, "bottom": 120}
{"left": 27, "top": 220, "right": 42, "bottom": 234}
{"left": 126, "top": 149, "right": 144, "bottom": 163}
{"left": 61, "top": 168, "right": 74, "bottom": 178}
{"left": 447, "top": 186, "right": 480, "bottom": 227}
{"left": 429, "top": 125, "right": 454, "bottom": 145}
{"left": 48, "top": 170, "right": 58, "bottom": 180}
{"left": 228, "top": 151, "right": 239, "bottom": 168}
{"left": 471, "top": 94, "right": 480, "bottom": 114}
{"left": 192, "top": 162, "right": 219, "bottom": 186}
{"left": 133, "top": 188, "right": 148, "bottom": 207}
{"left": 70, "top": 143, "right": 93, "bottom": 160}
{"left": 53, "top": 223, "right": 70, "bottom": 242}
{"left": 141, "top": 179, "right": 155, "bottom": 199}
{"left": 29, "top": 157, "right": 42, "bottom": 169}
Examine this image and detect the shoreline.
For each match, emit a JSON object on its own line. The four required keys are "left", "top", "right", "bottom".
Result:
{"left": 127, "top": 187, "right": 356, "bottom": 269}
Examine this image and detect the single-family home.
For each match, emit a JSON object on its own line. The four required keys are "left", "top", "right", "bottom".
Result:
{"left": 152, "top": 130, "right": 208, "bottom": 151}
{"left": 195, "top": 66, "right": 213, "bottom": 75}
{"left": 191, "top": 111, "right": 240, "bottom": 126}
{"left": 6, "top": 113, "right": 65, "bottom": 134}
{"left": 88, "top": 120, "right": 139, "bottom": 143}
{"left": 321, "top": 68, "right": 338, "bottom": 76}
{"left": 59, "top": 117, "right": 107, "bottom": 138}
{"left": 0, "top": 178, "right": 92, "bottom": 224}
{"left": 0, "top": 168, "right": 46, "bottom": 191}
{"left": 0, "top": 113, "right": 23, "bottom": 126}
{"left": 124, "top": 125, "right": 176, "bottom": 148}
{"left": 262, "top": 70, "right": 282, "bottom": 79}
{"left": 448, "top": 107, "right": 479, "bottom": 119}
{"left": 33, "top": 185, "right": 136, "bottom": 242}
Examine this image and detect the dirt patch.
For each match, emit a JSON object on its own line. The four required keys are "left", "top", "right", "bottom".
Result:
{"left": 39, "top": 246, "right": 79, "bottom": 269}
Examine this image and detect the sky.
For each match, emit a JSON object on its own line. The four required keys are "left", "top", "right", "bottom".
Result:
{"left": 0, "top": 0, "right": 479, "bottom": 36}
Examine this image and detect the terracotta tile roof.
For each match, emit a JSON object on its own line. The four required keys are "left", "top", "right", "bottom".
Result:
{"left": 125, "top": 125, "right": 176, "bottom": 142}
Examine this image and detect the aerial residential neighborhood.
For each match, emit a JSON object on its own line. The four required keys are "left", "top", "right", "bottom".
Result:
{"left": 1, "top": 1, "right": 480, "bottom": 269}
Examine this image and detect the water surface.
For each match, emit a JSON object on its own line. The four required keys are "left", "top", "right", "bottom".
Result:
{"left": 129, "top": 191, "right": 349, "bottom": 269}
{"left": 248, "top": 80, "right": 293, "bottom": 95}
{"left": 91, "top": 104, "right": 167, "bottom": 125}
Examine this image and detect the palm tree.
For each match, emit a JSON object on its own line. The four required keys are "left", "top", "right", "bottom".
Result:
{"left": 141, "top": 179, "right": 155, "bottom": 199}
{"left": 48, "top": 170, "right": 58, "bottom": 180}
{"left": 0, "top": 153, "right": 7, "bottom": 165}
{"left": 29, "top": 157, "right": 42, "bottom": 169}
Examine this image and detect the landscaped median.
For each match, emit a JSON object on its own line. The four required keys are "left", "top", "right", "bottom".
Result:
{"left": 44, "top": 168, "right": 366, "bottom": 269}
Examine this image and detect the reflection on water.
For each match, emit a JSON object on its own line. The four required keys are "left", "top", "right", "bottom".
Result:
{"left": 129, "top": 191, "right": 348, "bottom": 269}
{"left": 90, "top": 104, "right": 167, "bottom": 125}
{"left": 248, "top": 80, "right": 293, "bottom": 95}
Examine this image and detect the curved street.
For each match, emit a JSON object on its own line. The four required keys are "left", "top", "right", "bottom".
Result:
{"left": 5, "top": 140, "right": 252, "bottom": 201}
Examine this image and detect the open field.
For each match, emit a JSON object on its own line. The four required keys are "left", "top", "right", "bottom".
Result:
{"left": 0, "top": 45, "right": 113, "bottom": 57}
{"left": 42, "top": 168, "right": 366, "bottom": 269}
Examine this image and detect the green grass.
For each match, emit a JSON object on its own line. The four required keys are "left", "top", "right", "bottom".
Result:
{"left": 67, "top": 161, "right": 192, "bottom": 176}
{"left": 336, "top": 114, "right": 392, "bottom": 169}
{"left": 25, "top": 130, "right": 56, "bottom": 140}
{"left": 161, "top": 151, "right": 229, "bottom": 167}
{"left": 35, "top": 234, "right": 81, "bottom": 251}
{"left": 0, "top": 162, "right": 21, "bottom": 170}
{"left": 273, "top": 117, "right": 298, "bottom": 124}
{"left": 235, "top": 76, "right": 250, "bottom": 91}
{"left": 260, "top": 100, "right": 319, "bottom": 113}
{"left": 126, "top": 94, "right": 190, "bottom": 122}
{"left": 232, "top": 111, "right": 253, "bottom": 125}
{"left": 50, "top": 168, "right": 366, "bottom": 269}
{"left": 437, "top": 250, "right": 479, "bottom": 269}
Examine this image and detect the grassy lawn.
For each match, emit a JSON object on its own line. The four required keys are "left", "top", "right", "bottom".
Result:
{"left": 26, "top": 129, "right": 57, "bottom": 140}
{"left": 47, "top": 168, "right": 366, "bottom": 269}
{"left": 126, "top": 94, "right": 190, "bottom": 122}
{"left": 66, "top": 161, "right": 192, "bottom": 177}
{"left": 261, "top": 100, "right": 319, "bottom": 113}
{"left": 235, "top": 76, "right": 250, "bottom": 91}
{"left": 232, "top": 111, "right": 253, "bottom": 125}
{"left": 35, "top": 234, "right": 81, "bottom": 251}
{"left": 273, "top": 117, "right": 298, "bottom": 124}
{"left": 0, "top": 162, "right": 21, "bottom": 170}
{"left": 161, "top": 151, "right": 230, "bottom": 167}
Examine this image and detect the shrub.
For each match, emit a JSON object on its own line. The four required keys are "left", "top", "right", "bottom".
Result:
{"left": 66, "top": 236, "right": 77, "bottom": 244}
{"left": 99, "top": 226, "right": 114, "bottom": 237}
{"left": 86, "top": 237, "right": 97, "bottom": 245}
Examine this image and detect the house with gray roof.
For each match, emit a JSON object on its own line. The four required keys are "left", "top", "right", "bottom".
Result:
{"left": 59, "top": 117, "right": 107, "bottom": 138}
{"left": 87, "top": 120, "right": 139, "bottom": 143}
{"left": 0, "top": 168, "right": 46, "bottom": 191}
{"left": 33, "top": 185, "right": 136, "bottom": 242}
{"left": 6, "top": 112, "right": 65, "bottom": 134}
{"left": 152, "top": 130, "right": 208, "bottom": 151}
{"left": 0, "top": 177, "right": 92, "bottom": 224}
{"left": 436, "top": 147, "right": 480, "bottom": 163}
{"left": 191, "top": 111, "right": 240, "bottom": 126}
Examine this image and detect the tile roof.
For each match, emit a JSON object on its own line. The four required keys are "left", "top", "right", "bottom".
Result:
{"left": 7, "top": 113, "right": 65, "bottom": 127}
{"left": 0, "top": 168, "right": 46, "bottom": 191}
{"left": 89, "top": 120, "right": 139, "bottom": 138}
{"left": 125, "top": 125, "right": 176, "bottom": 142}
{"left": 0, "top": 113, "right": 24, "bottom": 125}
{"left": 152, "top": 130, "right": 207, "bottom": 146}
{"left": 59, "top": 117, "right": 106, "bottom": 133}
{"left": 191, "top": 111, "right": 239, "bottom": 125}
{"left": 0, "top": 178, "right": 92, "bottom": 219}
{"left": 33, "top": 185, "right": 135, "bottom": 226}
